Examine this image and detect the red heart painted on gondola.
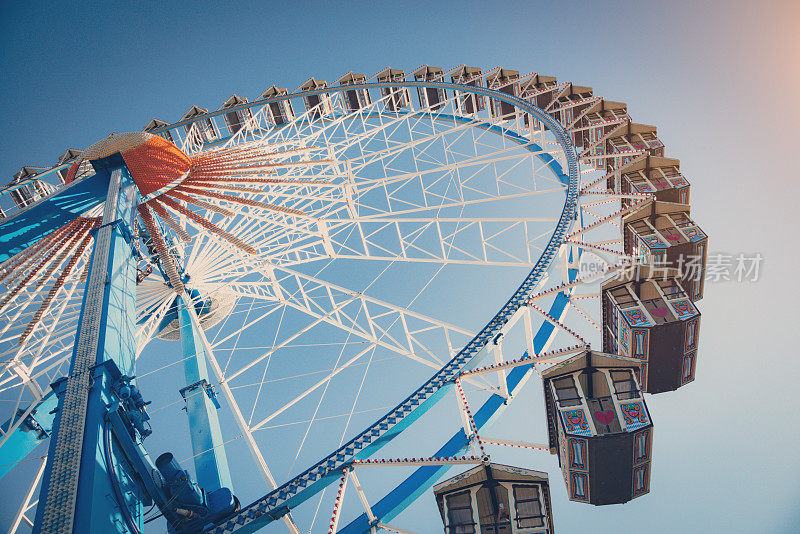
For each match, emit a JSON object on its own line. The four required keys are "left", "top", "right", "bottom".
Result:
{"left": 593, "top": 410, "right": 615, "bottom": 425}
{"left": 665, "top": 233, "right": 680, "bottom": 241}
{"left": 651, "top": 307, "right": 669, "bottom": 318}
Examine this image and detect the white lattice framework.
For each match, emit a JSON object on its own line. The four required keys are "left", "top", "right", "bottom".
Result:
{"left": 0, "top": 73, "right": 648, "bottom": 534}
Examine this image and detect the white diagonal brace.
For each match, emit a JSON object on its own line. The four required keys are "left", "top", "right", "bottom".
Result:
{"left": 9, "top": 455, "right": 46, "bottom": 533}
{"left": 348, "top": 469, "right": 377, "bottom": 524}
{"left": 250, "top": 345, "right": 374, "bottom": 431}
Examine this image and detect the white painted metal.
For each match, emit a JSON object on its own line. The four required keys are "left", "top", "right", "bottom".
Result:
{"left": 0, "top": 71, "right": 638, "bottom": 534}
{"left": 8, "top": 455, "right": 46, "bottom": 533}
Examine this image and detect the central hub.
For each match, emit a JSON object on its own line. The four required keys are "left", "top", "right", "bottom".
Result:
{"left": 65, "top": 132, "right": 191, "bottom": 196}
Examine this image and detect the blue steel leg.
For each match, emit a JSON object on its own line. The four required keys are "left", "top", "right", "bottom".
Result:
{"left": 34, "top": 156, "right": 141, "bottom": 534}
{"left": 177, "top": 294, "right": 233, "bottom": 493}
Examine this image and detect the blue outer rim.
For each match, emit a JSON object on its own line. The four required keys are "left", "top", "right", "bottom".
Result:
{"left": 206, "top": 82, "right": 579, "bottom": 534}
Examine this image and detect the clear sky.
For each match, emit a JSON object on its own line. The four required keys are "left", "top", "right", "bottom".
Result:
{"left": 1, "top": 0, "right": 798, "bottom": 532}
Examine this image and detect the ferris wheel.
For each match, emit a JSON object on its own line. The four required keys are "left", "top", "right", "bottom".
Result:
{"left": 0, "top": 64, "right": 707, "bottom": 534}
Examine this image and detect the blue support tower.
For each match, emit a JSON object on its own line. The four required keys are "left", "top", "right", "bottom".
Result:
{"left": 26, "top": 154, "right": 238, "bottom": 534}
{"left": 33, "top": 156, "right": 142, "bottom": 533}
{"left": 0, "top": 168, "right": 110, "bottom": 483}
{"left": 177, "top": 293, "right": 234, "bottom": 493}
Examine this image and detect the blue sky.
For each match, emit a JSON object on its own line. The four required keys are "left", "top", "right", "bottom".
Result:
{"left": 1, "top": 0, "right": 798, "bottom": 532}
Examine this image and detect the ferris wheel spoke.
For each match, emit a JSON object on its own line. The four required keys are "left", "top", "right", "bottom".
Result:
{"left": 259, "top": 99, "right": 560, "bottom": 194}
{"left": 7, "top": 454, "right": 45, "bottom": 533}
{"left": 0, "top": 323, "right": 75, "bottom": 370}
{"left": 349, "top": 142, "right": 559, "bottom": 191}
{"left": 0, "top": 304, "right": 79, "bottom": 349}
{"left": 221, "top": 290, "right": 360, "bottom": 382}
{"left": 234, "top": 292, "right": 496, "bottom": 400}
{"left": 208, "top": 300, "right": 287, "bottom": 349}
{"left": 247, "top": 344, "right": 377, "bottom": 432}
{"left": 211, "top": 188, "right": 569, "bottom": 268}
{"left": 347, "top": 120, "right": 480, "bottom": 171}
{"left": 350, "top": 141, "right": 555, "bottom": 200}
{"left": 5, "top": 338, "right": 75, "bottom": 398}
{"left": 216, "top": 211, "right": 561, "bottom": 269}
{"left": 1, "top": 243, "right": 104, "bottom": 399}
{"left": 0, "top": 340, "right": 72, "bottom": 396}
{"left": 135, "top": 295, "right": 177, "bottom": 357}
{"left": 0, "top": 279, "right": 69, "bottom": 335}
{"left": 222, "top": 267, "right": 472, "bottom": 384}
{"left": 182, "top": 251, "right": 482, "bottom": 380}
{"left": 213, "top": 190, "right": 568, "bottom": 265}
{"left": 24, "top": 349, "right": 71, "bottom": 388}
{"left": 337, "top": 103, "right": 508, "bottom": 171}
{"left": 16, "top": 265, "right": 86, "bottom": 352}
{"left": 0, "top": 315, "right": 78, "bottom": 385}
{"left": 303, "top": 216, "right": 559, "bottom": 267}
{"left": 265, "top": 92, "right": 422, "bottom": 159}
{"left": 347, "top": 155, "right": 564, "bottom": 215}
{"left": 351, "top": 189, "right": 566, "bottom": 220}
{"left": 301, "top": 104, "right": 403, "bottom": 153}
